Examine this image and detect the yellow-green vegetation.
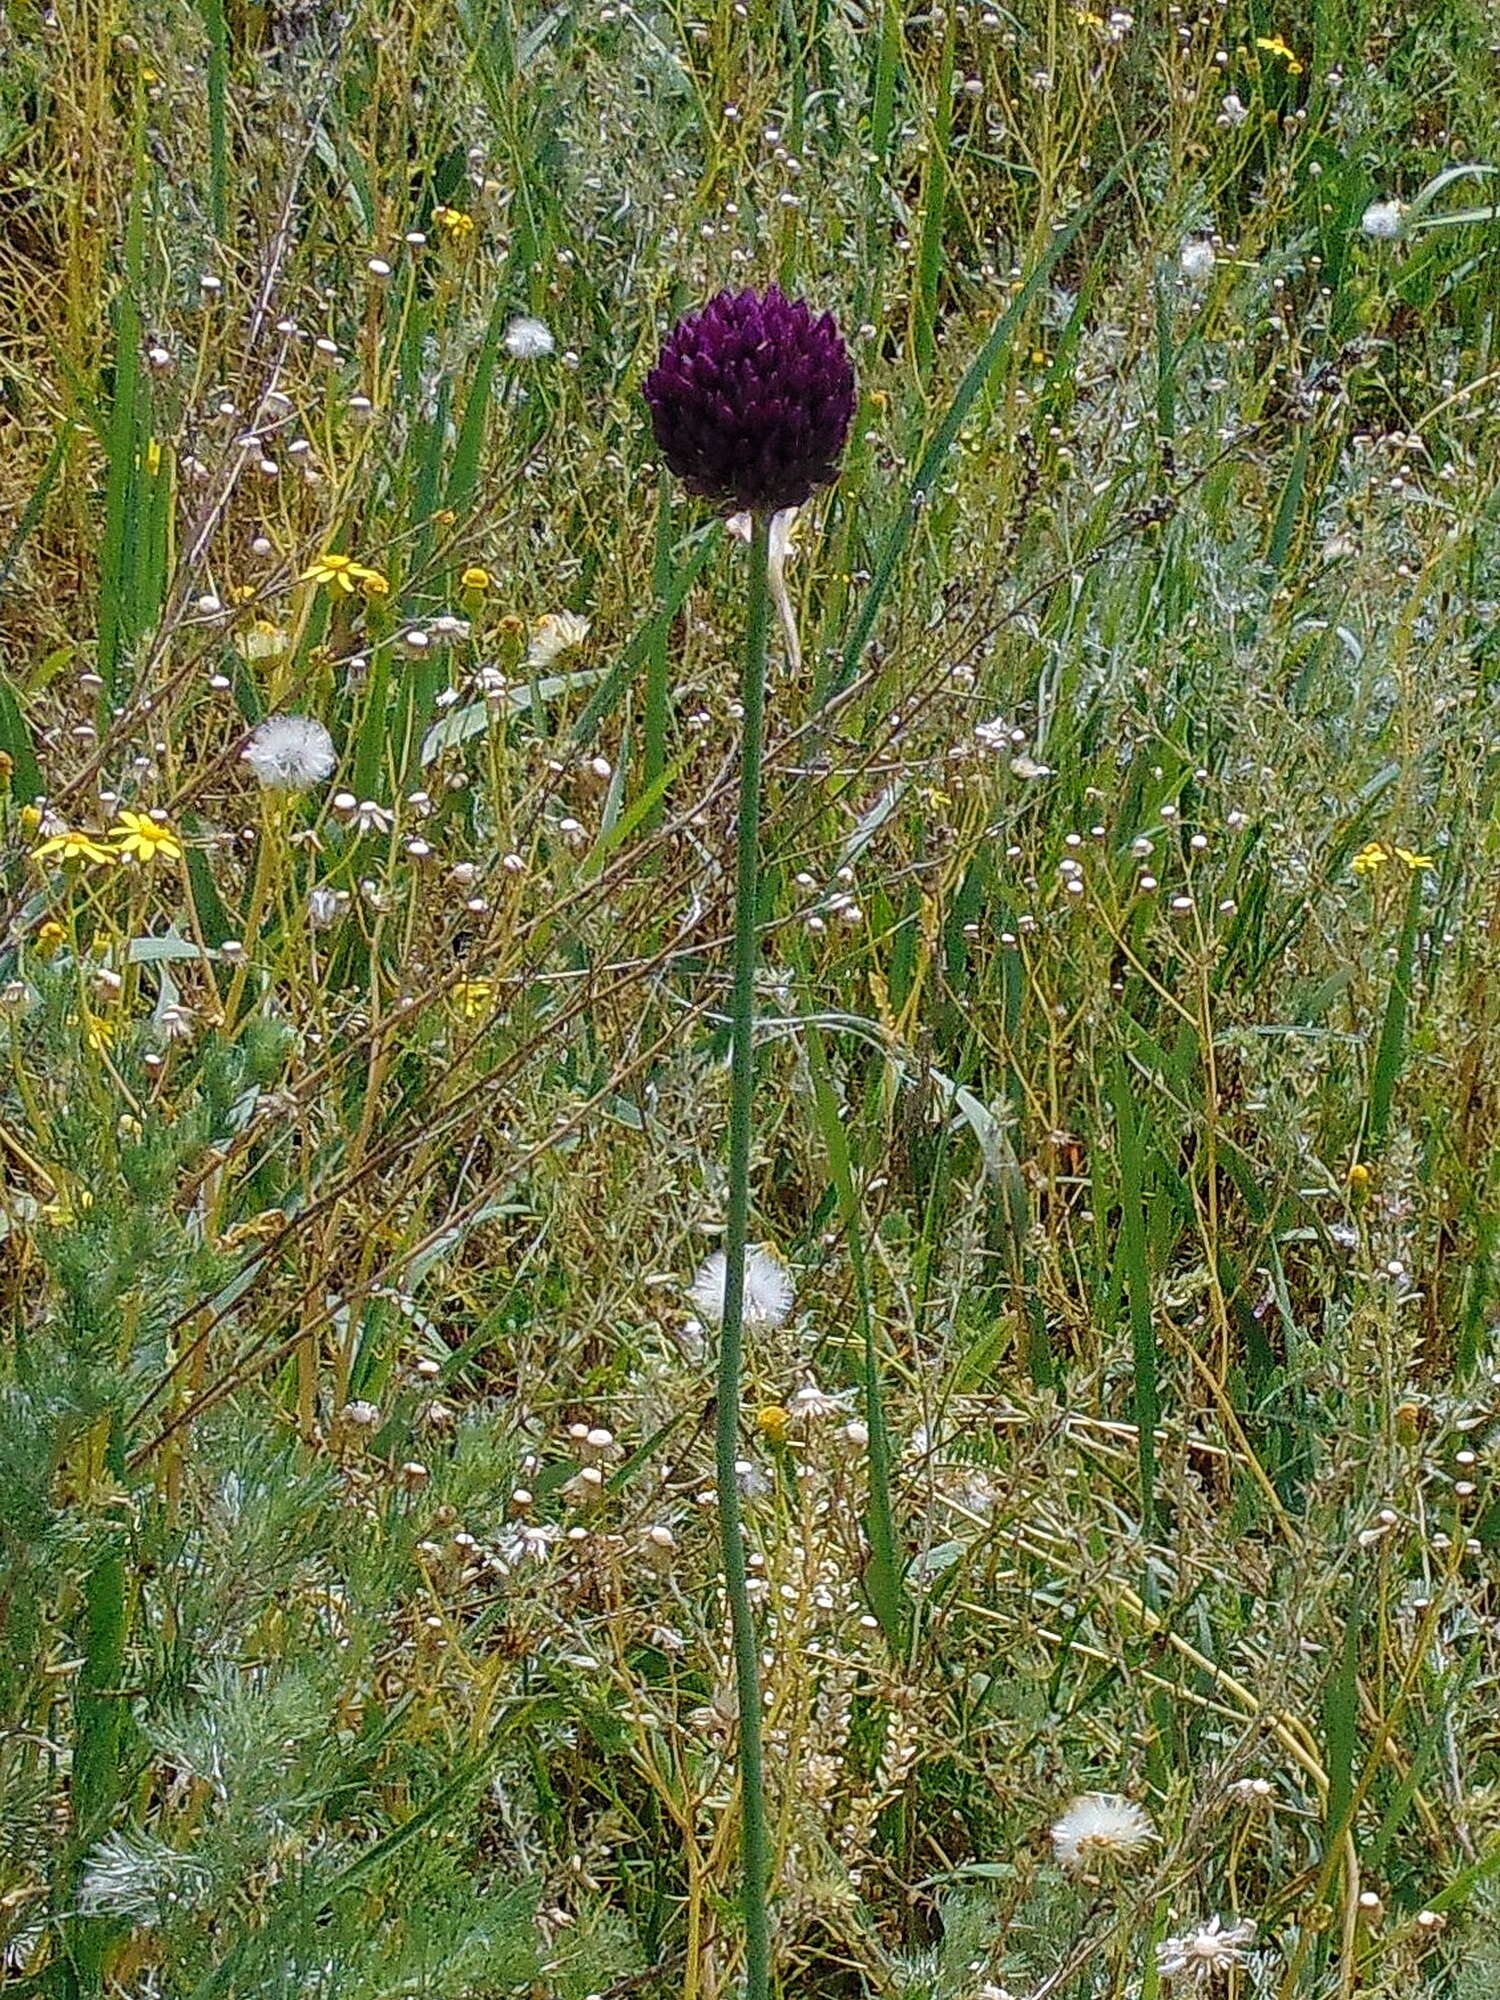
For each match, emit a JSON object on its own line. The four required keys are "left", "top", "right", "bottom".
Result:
{"left": 3, "top": 2, "right": 1500, "bottom": 1995}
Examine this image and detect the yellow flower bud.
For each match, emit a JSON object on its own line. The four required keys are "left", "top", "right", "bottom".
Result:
{"left": 756, "top": 1404, "right": 791, "bottom": 1444}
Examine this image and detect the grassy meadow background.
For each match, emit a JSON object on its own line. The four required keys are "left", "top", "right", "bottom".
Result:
{"left": 3, "top": 1, "right": 1500, "bottom": 1993}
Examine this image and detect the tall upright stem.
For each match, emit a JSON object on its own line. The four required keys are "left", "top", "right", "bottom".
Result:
{"left": 717, "top": 508, "right": 772, "bottom": 2000}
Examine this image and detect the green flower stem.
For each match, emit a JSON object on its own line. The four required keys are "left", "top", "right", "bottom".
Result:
{"left": 717, "top": 507, "right": 772, "bottom": 2000}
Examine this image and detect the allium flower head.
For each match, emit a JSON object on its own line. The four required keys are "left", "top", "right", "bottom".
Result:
{"left": 644, "top": 285, "right": 856, "bottom": 515}
{"left": 1050, "top": 1792, "right": 1157, "bottom": 1871}
{"left": 1156, "top": 1915, "right": 1256, "bottom": 1983}
{"left": 689, "top": 1244, "right": 794, "bottom": 1328}
{"left": 243, "top": 715, "right": 337, "bottom": 792}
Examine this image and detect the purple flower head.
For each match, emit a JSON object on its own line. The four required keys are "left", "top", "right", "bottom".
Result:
{"left": 643, "top": 285, "right": 856, "bottom": 515}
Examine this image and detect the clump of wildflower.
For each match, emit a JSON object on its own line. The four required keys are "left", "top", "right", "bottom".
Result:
{"left": 527, "top": 611, "right": 591, "bottom": 669}
{"left": 110, "top": 811, "right": 183, "bottom": 866}
{"left": 689, "top": 1244, "right": 794, "bottom": 1329}
{"left": 243, "top": 715, "right": 337, "bottom": 792}
{"left": 1179, "top": 240, "right": 1216, "bottom": 283}
{"left": 504, "top": 315, "right": 554, "bottom": 360}
{"left": 299, "top": 551, "right": 389, "bottom": 596}
{"left": 1361, "top": 198, "right": 1404, "bottom": 240}
{"left": 432, "top": 205, "right": 475, "bottom": 238}
{"left": 1156, "top": 1915, "right": 1256, "bottom": 1983}
{"left": 644, "top": 284, "right": 856, "bottom": 514}
{"left": 1049, "top": 1793, "right": 1157, "bottom": 1872}
{"left": 32, "top": 829, "right": 116, "bottom": 868}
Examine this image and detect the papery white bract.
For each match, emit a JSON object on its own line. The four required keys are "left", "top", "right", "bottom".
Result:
{"left": 1180, "top": 239, "right": 1216, "bottom": 282}
{"left": 243, "top": 714, "right": 336, "bottom": 791}
{"left": 690, "top": 1245, "right": 794, "bottom": 1329}
{"left": 1156, "top": 1914, "right": 1256, "bottom": 1983}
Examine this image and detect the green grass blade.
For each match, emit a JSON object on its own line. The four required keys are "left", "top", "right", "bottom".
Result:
{"left": 1110, "top": 1058, "right": 1158, "bottom": 1540}
{"left": 805, "top": 1020, "right": 907, "bottom": 1649}
{"left": 1369, "top": 867, "right": 1424, "bottom": 1148}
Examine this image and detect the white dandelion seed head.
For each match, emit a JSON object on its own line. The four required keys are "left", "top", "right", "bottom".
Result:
{"left": 1179, "top": 239, "right": 1216, "bottom": 282}
{"left": 1050, "top": 1792, "right": 1158, "bottom": 1871}
{"left": 689, "top": 1244, "right": 794, "bottom": 1329}
{"left": 1156, "top": 1915, "right": 1256, "bottom": 1982}
{"left": 526, "top": 610, "right": 591, "bottom": 670}
{"left": 242, "top": 714, "right": 336, "bottom": 791}
{"left": 504, "top": 314, "right": 555, "bottom": 360}
{"left": 734, "top": 1457, "right": 771, "bottom": 1498}
{"left": 1361, "top": 198, "right": 1404, "bottom": 240}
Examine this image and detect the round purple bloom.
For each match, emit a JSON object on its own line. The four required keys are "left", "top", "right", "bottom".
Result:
{"left": 643, "top": 285, "right": 856, "bottom": 515}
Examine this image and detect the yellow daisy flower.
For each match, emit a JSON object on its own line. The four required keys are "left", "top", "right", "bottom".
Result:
{"left": 1254, "top": 34, "right": 1304, "bottom": 73}
{"left": 299, "top": 551, "right": 390, "bottom": 596}
{"left": 451, "top": 978, "right": 496, "bottom": 1020}
{"left": 111, "top": 811, "right": 183, "bottom": 866}
{"left": 32, "top": 829, "right": 116, "bottom": 868}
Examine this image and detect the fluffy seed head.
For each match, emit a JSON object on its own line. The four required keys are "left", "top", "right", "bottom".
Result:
{"left": 1050, "top": 1792, "right": 1158, "bottom": 1871}
{"left": 1361, "top": 198, "right": 1404, "bottom": 240}
{"left": 242, "top": 714, "right": 336, "bottom": 791}
{"left": 644, "top": 285, "right": 856, "bottom": 514}
{"left": 504, "top": 315, "right": 555, "bottom": 360}
{"left": 689, "top": 1244, "right": 794, "bottom": 1328}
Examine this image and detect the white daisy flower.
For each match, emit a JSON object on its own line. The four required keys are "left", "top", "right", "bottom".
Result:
{"left": 1049, "top": 1792, "right": 1158, "bottom": 1871}
{"left": 504, "top": 315, "right": 555, "bottom": 360}
{"left": 1156, "top": 1915, "right": 1256, "bottom": 1983}
{"left": 1360, "top": 198, "right": 1404, "bottom": 240}
{"left": 1179, "top": 239, "right": 1216, "bottom": 282}
{"left": 242, "top": 714, "right": 336, "bottom": 791}
{"left": 689, "top": 1244, "right": 794, "bottom": 1329}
